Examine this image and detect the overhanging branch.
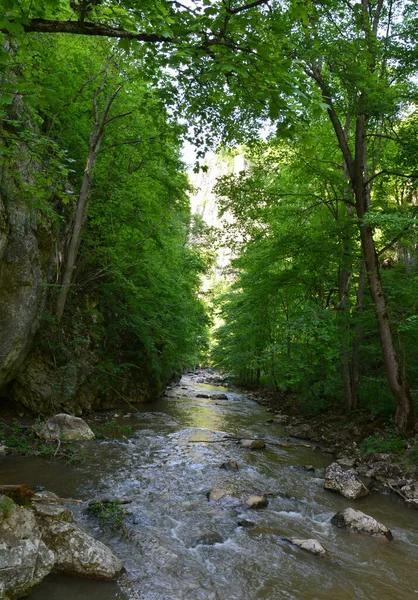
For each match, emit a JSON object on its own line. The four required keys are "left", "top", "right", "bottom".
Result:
{"left": 1, "top": 18, "right": 173, "bottom": 42}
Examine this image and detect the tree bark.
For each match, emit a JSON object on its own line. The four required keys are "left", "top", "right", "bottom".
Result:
{"left": 313, "top": 77, "right": 414, "bottom": 429}
{"left": 351, "top": 116, "right": 414, "bottom": 430}
{"left": 56, "top": 68, "right": 122, "bottom": 322}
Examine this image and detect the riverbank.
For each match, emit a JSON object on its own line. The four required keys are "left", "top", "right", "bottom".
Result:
{"left": 244, "top": 385, "right": 418, "bottom": 507}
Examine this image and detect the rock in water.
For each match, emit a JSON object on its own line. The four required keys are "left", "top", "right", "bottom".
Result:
{"left": 207, "top": 488, "right": 230, "bottom": 501}
{"left": 331, "top": 508, "right": 393, "bottom": 539}
{"left": 35, "top": 413, "right": 95, "bottom": 441}
{"left": 196, "top": 394, "right": 210, "bottom": 399}
{"left": 212, "top": 393, "right": 228, "bottom": 400}
{"left": 219, "top": 460, "right": 239, "bottom": 471}
{"left": 245, "top": 495, "right": 268, "bottom": 509}
{"left": 240, "top": 439, "right": 266, "bottom": 450}
{"left": 324, "top": 462, "right": 369, "bottom": 499}
{"left": 34, "top": 492, "right": 124, "bottom": 579}
{"left": 0, "top": 496, "right": 54, "bottom": 598}
{"left": 285, "top": 538, "right": 328, "bottom": 557}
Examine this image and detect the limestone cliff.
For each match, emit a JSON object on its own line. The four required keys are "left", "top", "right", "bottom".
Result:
{"left": 0, "top": 152, "right": 55, "bottom": 396}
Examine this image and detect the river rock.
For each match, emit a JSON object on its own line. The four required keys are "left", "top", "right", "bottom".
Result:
{"left": 212, "top": 393, "right": 228, "bottom": 400}
{"left": 237, "top": 519, "right": 255, "bottom": 528}
{"left": 240, "top": 439, "right": 266, "bottom": 450}
{"left": 35, "top": 413, "right": 95, "bottom": 441}
{"left": 324, "top": 462, "right": 369, "bottom": 499}
{"left": 220, "top": 460, "right": 239, "bottom": 471}
{"left": 285, "top": 537, "right": 328, "bottom": 557}
{"left": 38, "top": 515, "right": 123, "bottom": 579}
{"left": 331, "top": 508, "right": 393, "bottom": 539}
{"left": 207, "top": 488, "right": 230, "bottom": 501}
{"left": 196, "top": 393, "right": 210, "bottom": 399}
{"left": 245, "top": 495, "right": 268, "bottom": 509}
{"left": 0, "top": 496, "right": 55, "bottom": 598}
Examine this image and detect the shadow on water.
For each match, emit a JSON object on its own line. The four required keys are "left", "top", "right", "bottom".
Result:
{"left": 2, "top": 372, "right": 418, "bottom": 599}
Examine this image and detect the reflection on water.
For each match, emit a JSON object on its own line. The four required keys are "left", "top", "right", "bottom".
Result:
{"left": 2, "top": 373, "right": 418, "bottom": 600}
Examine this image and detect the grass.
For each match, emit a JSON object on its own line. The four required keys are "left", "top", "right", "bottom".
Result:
{"left": 0, "top": 496, "right": 15, "bottom": 519}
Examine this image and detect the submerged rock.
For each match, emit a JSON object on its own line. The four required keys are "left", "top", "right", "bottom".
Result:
{"left": 331, "top": 508, "right": 393, "bottom": 539}
{"left": 35, "top": 413, "right": 95, "bottom": 441}
{"left": 219, "top": 460, "right": 239, "bottom": 472}
{"left": 245, "top": 495, "right": 268, "bottom": 509}
{"left": 324, "top": 462, "right": 369, "bottom": 499}
{"left": 285, "top": 537, "right": 328, "bottom": 557}
{"left": 240, "top": 439, "right": 266, "bottom": 450}
{"left": 237, "top": 519, "right": 255, "bottom": 528}
{"left": 0, "top": 496, "right": 55, "bottom": 599}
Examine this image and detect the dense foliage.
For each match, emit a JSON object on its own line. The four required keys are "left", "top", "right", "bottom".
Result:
{"left": 0, "top": 31, "right": 210, "bottom": 405}
{"left": 1, "top": 0, "right": 418, "bottom": 427}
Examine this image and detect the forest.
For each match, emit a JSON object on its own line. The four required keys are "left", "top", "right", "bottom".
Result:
{"left": 0, "top": 0, "right": 418, "bottom": 427}
{"left": 2, "top": 2, "right": 418, "bottom": 600}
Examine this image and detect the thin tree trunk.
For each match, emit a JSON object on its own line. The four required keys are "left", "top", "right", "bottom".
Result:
{"left": 56, "top": 66, "right": 123, "bottom": 322}
{"left": 56, "top": 147, "right": 97, "bottom": 322}
{"left": 350, "top": 260, "right": 366, "bottom": 409}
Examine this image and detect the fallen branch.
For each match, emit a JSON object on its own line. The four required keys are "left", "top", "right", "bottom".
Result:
{"left": 388, "top": 483, "right": 408, "bottom": 501}
{"left": 32, "top": 497, "right": 84, "bottom": 504}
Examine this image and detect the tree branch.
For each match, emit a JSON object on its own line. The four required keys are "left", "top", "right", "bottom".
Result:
{"left": 227, "top": 0, "right": 269, "bottom": 15}
{"left": 2, "top": 18, "right": 173, "bottom": 41}
{"left": 365, "top": 170, "right": 418, "bottom": 186}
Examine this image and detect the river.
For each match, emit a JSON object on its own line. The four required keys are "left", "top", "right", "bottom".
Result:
{"left": 2, "top": 372, "right": 418, "bottom": 599}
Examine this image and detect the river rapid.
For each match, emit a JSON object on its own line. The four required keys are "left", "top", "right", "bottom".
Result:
{"left": 2, "top": 371, "right": 418, "bottom": 599}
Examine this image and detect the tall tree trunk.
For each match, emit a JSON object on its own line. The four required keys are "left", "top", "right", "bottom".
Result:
{"left": 352, "top": 117, "right": 414, "bottom": 429}
{"left": 56, "top": 147, "right": 97, "bottom": 322}
{"left": 56, "top": 67, "right": 123, "bottom": 322}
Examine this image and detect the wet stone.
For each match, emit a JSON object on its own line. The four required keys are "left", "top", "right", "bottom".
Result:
{"left": 285, "top": 538, "right": 328, "bottom": 557}
{"left": 219, "top": 460, "right": 240, "bottom": 472}
{"left": 240, "top": 439, "right": 266, "bottom": 450}
{"left": 331, "top": 508, "right": 393, "bottom": 539}
{"left": 207, "top": 488, "right": 230, "bottom": 501}
{"left": 245, "top": 495, "right": 268, "bottom": 509}
{"left": 237, "top": 519, "right": 256, "bottom": 528}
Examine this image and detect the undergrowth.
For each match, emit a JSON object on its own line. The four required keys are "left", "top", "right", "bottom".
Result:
{"left": 87, "top": 499, "right": 126, "bottom": 531}
{"left": 0, "top": 420, "right": 84, "bottom": 463}
{"left": 360, "top": 428, "right": 408, "bottom": 456}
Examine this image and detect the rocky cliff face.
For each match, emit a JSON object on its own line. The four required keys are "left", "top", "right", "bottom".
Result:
{"left": 0, "top": 164, "right": 55, "bottom": 397}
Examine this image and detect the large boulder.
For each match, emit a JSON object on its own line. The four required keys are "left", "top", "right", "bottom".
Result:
{"left": 400, "top": 483, "right": 418, "bottom": 509}
{"left": 0, "top": 496, "right": 55, "bottom": 599}
{"left": 331, "top": 508, "right": 392, "bottom": 539}
{"left": 324, "top": 462, "right": 369, "bottom": 499}
{"left": 285, "top": 537, "right": 328, "bottom": 557}
{"left": 34, "top": 414, "right": 95, "bottom": 441}
{"left": 34, "top": 492, "right": 123, "bottom": 580}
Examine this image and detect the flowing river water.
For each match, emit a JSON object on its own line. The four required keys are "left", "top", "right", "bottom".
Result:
{"left": 2, "top": 372, "right": 418, "bottom": 599}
